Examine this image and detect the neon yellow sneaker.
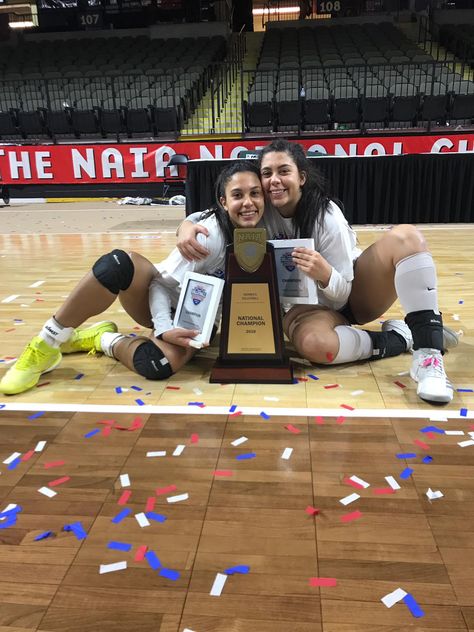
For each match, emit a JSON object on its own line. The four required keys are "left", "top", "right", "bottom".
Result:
{"left": 0, "top": 336, "right": 61, "bottom": 395}
{"left": 60, "top": 321, "right": 118, "bottom": 354}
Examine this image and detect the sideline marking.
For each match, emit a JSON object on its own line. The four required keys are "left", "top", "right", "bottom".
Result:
{"left": 0, "top": 402, "right": 471, "bottom": 419}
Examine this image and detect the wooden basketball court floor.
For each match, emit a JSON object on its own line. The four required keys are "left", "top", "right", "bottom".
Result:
{"left": 0, "top": 202, "right": 473, "bottom": 631}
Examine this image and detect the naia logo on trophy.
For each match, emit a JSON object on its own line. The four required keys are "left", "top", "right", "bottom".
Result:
{"left": 281, "top": 251, "right": 296, "bottom": 272}
{"left": 191, "top": 285, "right": 207, "bottom": 305}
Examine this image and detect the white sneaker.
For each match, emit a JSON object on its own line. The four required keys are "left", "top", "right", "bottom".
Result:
{"left": 410, "top": 348, "right": 453, "bottom": 404}
{"left": 382, "top": 320, "right": 459, "bottom": 352}
{"left": 382, "top": 320, "right": 413, "bottom": 352}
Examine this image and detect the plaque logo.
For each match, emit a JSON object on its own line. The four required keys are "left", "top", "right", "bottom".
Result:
{"left": 191, "top": 285, "right": 207, "bottom": 305}
{"left": 234, "top": 228, "right": 267, "bottom": 273}
{"left": 280, "top": 250, "right": 296, "bottom": 272}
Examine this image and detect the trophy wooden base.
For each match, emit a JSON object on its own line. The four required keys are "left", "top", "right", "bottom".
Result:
{"left": 209, "top": 359, "right": 294, "bottom": 384}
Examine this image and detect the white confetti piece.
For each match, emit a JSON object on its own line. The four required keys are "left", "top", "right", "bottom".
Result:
{"left": 0, "top": 503, "right": 18, "bottom": 520}
{"left": 119, "top": 474, "right": 130, "bottom": 488}
{"left": 29, "top": 280, "right": 45, "bottom": 288}
{"left": 453, "top": 314, "right": 460, "bottom": 321}
{"left": 193, "top": 388, "right": 203, "bottom": 395}
{"left": 173, "top": 445, "right": 186, "bottom": 456}
{"left": 340, "top": 492, "right": 360, "bottom": 505}
{"left": 99, "top": 561, "right": 127, "bottom": 574}
{"left": 146, "top": 451, "right": 166, "bottom": 457}
{"left": 397, "top": 370, "right": 409, "bottom": 376}
{"left": 426, "top": 488, "right": 444, "bottom": 500}
{"left": 458, "top": 439, "right": 474, "bottom": 448}
{"left": 350, "top": 475, "right": 370, "bottom": 489}
{"left": 264, "top": 396, "right": 279, "bottom": 401}
{"left": 167, "top": 493, "right": 189, "bottom": 504}
{"left": 445, "top": 430, "right": 464, "bottom": 436}
{"left": 210, "top": 572, "right": 227, "bottom": 596}
{"left": 34, "top": 441, "right": 47, "bottom": 452}
{"left": 183, "top": 629, "right": 196, "bottom": 632}
{"left": 38, "top": 487, "right": 57, "bottom": 498}
{"left": 381, "top": 587, "right": 408, "bottom": 608}
{"left": 135, "top": 512, "right": 150, "bottom": 528}
{"left": 3, "top": 452, "right": 21, "bottom": 465}
{"left": 385, "top": 476, "right": 401, "bottom": 490}
{"left": 350, "top": 390, "right": 364, "bottom": 396}
{"left": 231, "top": 436, "right": 248, "bottom": 447}
{"left": 281, "top": 447, "right": 293, "bottom": 460}
{"left": 429, "top": 415, "right": 448, "bottom": 422}
{"left": 2, "top": 295, "right": 20, "bottom": 303}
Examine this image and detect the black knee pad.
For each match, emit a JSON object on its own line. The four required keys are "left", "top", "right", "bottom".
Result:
{"left": 92, "top": 249, "right": 134, "bottom": 295}
{"left": 133, "top": 341, "right": 173, "bottom": 380}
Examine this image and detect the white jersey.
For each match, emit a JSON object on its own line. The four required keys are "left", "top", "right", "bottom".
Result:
{"left": 187, "top": 201, "right": 361, "bottom": 311}
{"left": 150, "top": 214, "right": 226, "bottom": 336}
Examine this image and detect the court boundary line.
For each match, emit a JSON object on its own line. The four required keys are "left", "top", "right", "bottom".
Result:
{"left": 0, "top": 402, "right": 469, "bottom": 420}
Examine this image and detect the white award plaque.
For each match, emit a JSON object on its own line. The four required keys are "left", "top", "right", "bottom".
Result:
{"left": 174, "top": 272, "right": 224, "bottom": 348}
{"left": 268, "top": 238, "right": 318, "bottom": 305}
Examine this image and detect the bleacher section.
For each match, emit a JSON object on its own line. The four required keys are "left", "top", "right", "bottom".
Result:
{"left": 244, "top": 22, "right": 474, "bottom": 132}
{"left": 0, "top": 34, "right": 226, "bottom": 140}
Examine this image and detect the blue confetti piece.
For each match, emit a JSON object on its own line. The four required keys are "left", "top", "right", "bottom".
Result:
{"left": 236, "top": 452, "right": 256, "bottom": 460}
{"left": 420, "top": 426, "right": 445, "bottom": 434}
{"left": 159, "top": 567, "right": 180, "bottom": 581}
{"left": 403, "top": 593, "right": 425, "bottom": 618}
{"left": 145, "top": 550, "right": 161, "bottom": 570}
{"left": 225, "top": 565, "right": 250, "bottom": 575}
{"left": 292, "top": 378, "right": 298, "bottom": 384}
{"left": 129, "top": 333, "right": 137, "bottom": 338}
{"left": 74, "top": 373, "right": 84, "bottom": 380}
{"left": 107, "top": 541, "right": 132, "bottom": 552}
{"left": 0, "top": 515, "right": 17, "bottom": 529}
{"left": 34, "top": 530, "right": 54, "bottom": 541}
{"left": 0, "top": 403, "right": 5, "bottom": 409}
{"left": 28, "top": 411, "right": 45, "bottom": 420}
{"left": 64, "top": 521, "right": 87, "bottom": 540}
{"left": 7, "top": 456, "right": 21, "bottom": 470}
{"left": 0, "top": 505, "right": 22, "bottom": 519}
{"left": 131, "top": 385, "right": 143, "bottom": 391}
{"left": 229, "top": 405, "right": 237, "bottom": 413}
{"left": 396, "top": 453, "right": 417, "bottom": 459}
{"left": 308, "top": 374, "right": 319, "bottom": 380}
{"left": 260, "top": 411, "right": 270, "bottom": 420}
{"left": 457, "top": 388, "right": 473, "bottom": 393}
{"left": 188, "top": 402, "right": 204, "bottom": 406}
{"left": 84, "top": 428, "right": 100, "bottom": 438}
{"left": 459, "top": 300, "right": 464, "bottom": 304}
{"left": 115, "top": 386, "right": 122, "bottom": 394}
{"left": 0, "top": 505, "right": 22, "bottom": 529}
{"left": 145, "top": 512, "right": 167, "bottom": 523}
{"left": 135, "top": 399, "right": 145, "bottom": 406}
{"left": 422, "top": 456, "right": 433, "bottom": 464}
{"left": 400, "top": 467, "right": 414, "bottom": 479}
{"left": 460, "top": 408, "right": 468, "bottom": 417}
{"left": 111, "top": 508, "right": 132, "bottom": 524}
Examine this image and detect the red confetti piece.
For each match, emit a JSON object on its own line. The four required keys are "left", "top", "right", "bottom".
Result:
{"left": 425, "top": 432, "right": 436, "bottom": 440}
{"left": 414, "top": 438, "right": 430, "bottom": 450}
{"left": 340, "top": 510, "right": 362, "bottom": 523}
{"left": 297, "top": 377, "right": 308, "bottom": 382}
{"left": 101, "top": 426, "right": 112, "bottom": 437}
{"left": 230, "top": 411, "right": 242, "bottom": 417}
{"left": 324, "top": 383, "right": 340, "bottom": 389}
{"left": 305, "top": 505, "right": 320, "bottom": 516}
{"left": 118, "top": 490, "right": 132, "bottom": 505}
{"left": 372, "top": 488, "right": 395, "bottom": 495}
{"left": 21, "top": 450, "right": 35, "bottom": 461}
{"left": 326, "top": 352, "right": 334, "bottom": 363}
{"left": 98, "top": 420, "right": 116, "bottom": 426}
{"left": 156, "top": 484, "right": 177, "bottom": 496}
{"left": 214, "top": 470, "right": 234, "bottom": 477}
{"left": 340, "top": 404, "right": 355, "bottom": 411}
{"left": 336, "top": 416, "right": 346, "bottom": 424}
{"left": 48, "top": 476, "right": 70, "bottom": 487}
{"left": 145, "top": 496, "right": 156, "bottom": 512}
{"left": 4, "top": 328, "right": 15, "bottom": 333}
{"left": 309, "top": 577, "right": 337, "bottom": 587}
{"left": 394, "top": 380, "right": 406, "bottom": 389}
{"left": 190, "top": 433, "right": 199, "bottom": 444}
{"left": 134, "top": 545, "right": 147, "bottom": 561}
{"left": 36, "top": 382, "right": 51, "bottom": 388}
{"left": 44, "top": 460, "right": 65, "bottom": 469}
{"left": 285, "top": 424, "right": 301, "bottom": 434}
{"left": 115, "top": 417, "right": 143, "bottom": 431}
{"left": 35, "top": 298, "right": 44, "bottom": 302}
{"left": 315, "top": 416, "right": 324, "bottom": 425}
{"left": 4, "top": 356, "right": 16, "bottom": 360}
{"left": 343, "top": 476, "right": 364, "bottom": 489}
{"left": 166, "top": 386, "right": 181, "bottom": 390}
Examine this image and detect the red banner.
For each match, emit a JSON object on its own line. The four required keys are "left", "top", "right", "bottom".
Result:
{"left": 0, "top": 133, "right": 473, "bottom": 185}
